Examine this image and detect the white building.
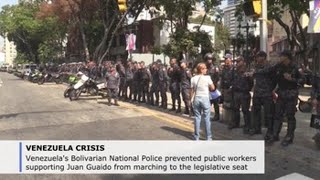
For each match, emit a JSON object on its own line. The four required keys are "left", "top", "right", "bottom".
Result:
{"left": 4, "top": 37, "right": 17, "bottom": 65}
{"left": 0, "top": 50, "right": 4, "bottom": 65}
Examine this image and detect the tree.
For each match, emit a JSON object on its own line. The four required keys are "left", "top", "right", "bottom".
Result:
{"left": 214, "top": 22, "right": 230, "bottom": 52}
{"left": 0, "top": 2, "right": 66, "bottom": 64}
{"left": 267, "top": 0, "right": 309, "bottom": 64}
{"left": 153, "top": 0, "right": 222, "bottom": 59}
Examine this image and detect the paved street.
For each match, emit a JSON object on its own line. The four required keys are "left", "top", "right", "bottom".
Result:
{"left": 0, "top": 72, "right": 319, "bottom": 180}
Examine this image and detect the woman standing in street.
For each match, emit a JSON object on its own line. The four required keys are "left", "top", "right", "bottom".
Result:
{"left": 191, "top": 63, "right": 215, "bottom": 140}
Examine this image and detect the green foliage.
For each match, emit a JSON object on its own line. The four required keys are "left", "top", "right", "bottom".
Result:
{"left": 214, "top": 23, "right": 230, "bottom": 52}
{"left": 0, "top": 2, "right": 67, "bottom": 64}
{"left": 162, "top": 27, "right": 213, "bottom": 58}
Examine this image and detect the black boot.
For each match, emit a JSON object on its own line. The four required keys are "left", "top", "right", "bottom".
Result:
{"left": 281, "top": 135, "right": 294, "bottom": 147}
{"left": 212, "top": 114, "right": 220, "bottom": 121}
{"left": 170, "top": 101, "right": 176, "bottom": 111}
{"left": 266, "top": 135, "right": 279, "bottom": 146}
{"left": 176, "top": 103, "right": 182, "bottom": 113}
{"left": 184, "top": 106, "right": 190, "bottom": 115}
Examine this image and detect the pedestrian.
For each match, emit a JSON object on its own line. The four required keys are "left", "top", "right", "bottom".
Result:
{"left": 106, "top": 65, "right": 120, "bottom": 106}
{"left": 191, "top": 63, "right": 215, "bottom": 140}
{"left": 267, "top": 50, "right": 304, "bottom": 146}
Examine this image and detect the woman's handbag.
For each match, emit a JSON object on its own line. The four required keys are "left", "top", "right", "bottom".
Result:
{"left": 210, "top": 89, "right": 221, "bottom": 100}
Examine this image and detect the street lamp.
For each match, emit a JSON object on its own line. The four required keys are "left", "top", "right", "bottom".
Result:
{"left": 238, "top": 22, "right": 257, "bottom": 64}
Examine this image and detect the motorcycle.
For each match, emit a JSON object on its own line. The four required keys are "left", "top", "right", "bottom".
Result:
{"left": 64, "top": 75, "right": 79, "bottom": 98}
{"left": 69, "top": 72, "right": 107, "bottom": 101}
{"left": 28, "top": 70, "right": 41, "bottom": 83}
{"left": 37, "top": 72, "right": 63, "bottom": 85}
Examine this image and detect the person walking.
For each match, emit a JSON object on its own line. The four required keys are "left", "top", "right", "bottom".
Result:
{"left": 191, "top": 63, "right": 215, "bottom": 140}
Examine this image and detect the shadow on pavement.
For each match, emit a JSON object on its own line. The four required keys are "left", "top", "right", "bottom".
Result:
{"left": 161, "top": 126, "right": 193, "bottom": 140}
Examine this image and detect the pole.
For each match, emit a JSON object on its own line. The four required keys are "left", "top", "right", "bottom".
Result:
{"left": 260, "top": 0, "right": 268, "bottom": 54}
{"left": 246, "top": 23, "right": 249, "bottom": 59}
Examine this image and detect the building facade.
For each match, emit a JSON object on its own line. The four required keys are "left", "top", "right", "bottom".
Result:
{"left": 4, "top": 37, "right": 17, "bottom": 65}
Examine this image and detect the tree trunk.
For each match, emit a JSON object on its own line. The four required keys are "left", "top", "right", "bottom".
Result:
{"left": 79, "top": 19, "right": 90, "bottom": 62}
{"left": 198, "top": 13, "right": 207, "bottom": 32}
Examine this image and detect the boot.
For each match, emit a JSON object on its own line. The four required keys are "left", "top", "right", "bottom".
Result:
{"left": 170, "top": 101, "right": 176, "bottom": 111}
{"left": 281, "top": 135, "right": 294, "bottom": 147}
{"left": 184, "top": 106, "right": 190, "bottom": 115}
{"left": 176, "top": 103, "right": 182, "bottom": 113}
{"left": 265, "top": 135, "right": 279, "bottom": 146}
{"left": 212, "top": 114, "right": 220, "bottom": 121}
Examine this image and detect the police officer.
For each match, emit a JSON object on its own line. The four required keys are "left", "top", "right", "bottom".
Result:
{"left": 138, "top": 61, "right": 151, "bottom": 103}
{"left": 132, "top": 62, "right": 140, "bottom": 102}
{"left": 267, "top": 50, "right": 304, "bottom": 146}
{"left": 205, "top": 53, "right": 220, "bottom": 121}
{"left": 106, "top": 65, "right": 120, "bottom": 106}
{"left": 230, "top": 56, "right": 254, "bottom": 133}
{"left": 149, "top": 62, "right": 160, "bottom": 106}
{"left": 220, "top": 54, "right": 234, "bottom": 120}
{"left": 158, "top": 60, "right": 169, "bottom": 109}
{"left": 251, "top": 51, "right": 277, "bottom": 137}
{"left": 180, "top": 59, "right": 193, "bottom": 115}
{"left": 168, "top": 58, "right": 182, "bottom": 113}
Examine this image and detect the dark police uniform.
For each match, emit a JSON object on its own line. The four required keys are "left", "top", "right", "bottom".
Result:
{"left": 149, "top": 64, "right": 160, "bottom": 106}
{"left": 230, "top": 67, "right": 253, "bottom": 131}
{"left": 252, "top": 63, "right": 277, "bottom": 136}
{"left": 180, "top": 67, "right": 192, "bottom": 115}
{"left": 271, "top": 63, "right": 303, "bottom": 145}
{"left": 132, "top": 67, "right": 140, "bottom": 102}
{"left": 168, "top": 64, "right": 182, "bottom": 112}
{"left": 220, "top": 65, "right": 233, "bottom": 108}
{"left": 138, "top": 67, "right": 151, "bottom": 103}
{"left": 158, "top": 64, "right": 169, "bottom": 109}
{"left": 207, "top": 64, "right": 220, "bottom": 120}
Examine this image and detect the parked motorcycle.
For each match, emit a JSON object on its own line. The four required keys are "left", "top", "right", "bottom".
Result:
{"left": 28, "top": 70, "right": 41, "bottom": 83}
{"left": 69, "top": 72, "right": 107, "bottom": 101}
{"left": 37, "top": 72, "right": 63, "bottom": 85}
{"left": 64, "top": 75, "right": 79, "bottom": 98}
